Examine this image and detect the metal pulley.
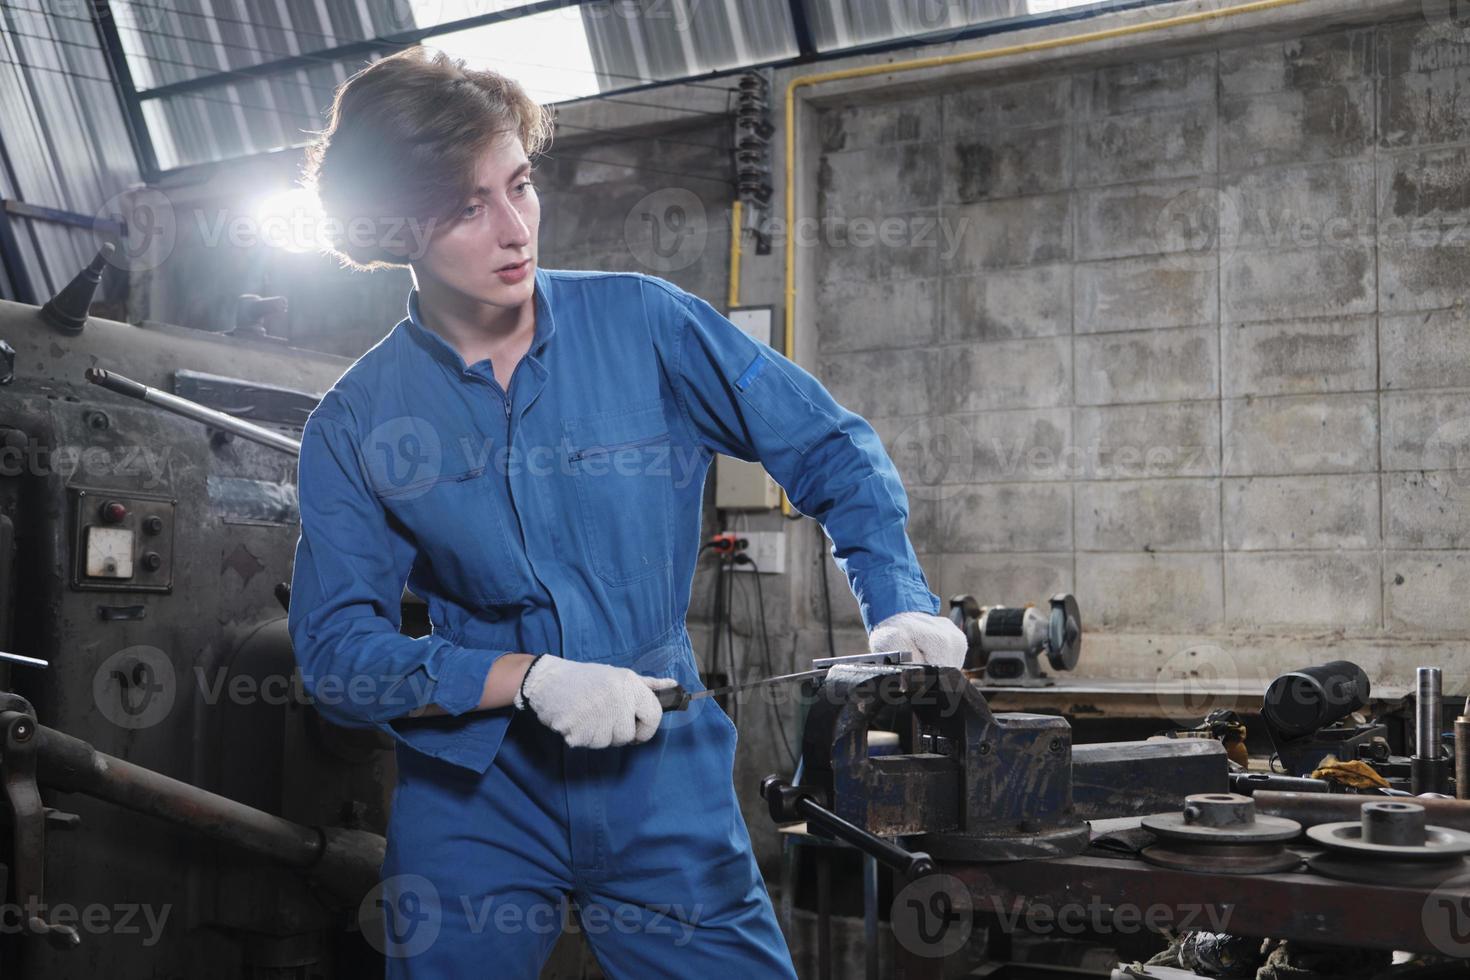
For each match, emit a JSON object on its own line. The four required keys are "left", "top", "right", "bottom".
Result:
{"left": 1139, "top": 792, "right": 1303, "bottom": 875}
{"left": 1306, "top": 800, "right": 1470, "bottom": 886}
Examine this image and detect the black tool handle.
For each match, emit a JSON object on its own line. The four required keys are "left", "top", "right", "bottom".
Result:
{"left": 656, "top": 685, "right": 691, "bottom": 711}
{"left": 760, "top": 776, "right": 935, "bottom": 881}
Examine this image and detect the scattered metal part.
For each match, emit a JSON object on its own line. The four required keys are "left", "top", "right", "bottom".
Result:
{"left": 1229, "top": 771, "right": 1331, "bottom": 795}
{"left": 1457, "top": 697, "right": 1470, "bottom": 800}
{"left": 810, "top": 650, "right": 912, "bottom": 669}
{"left": 39, "top": 243, "right": 111, "bottom": 335}
{"left": 1260, "top": 660, "right": 1382, "bottom": 777}
{"left": 1413, "top": 666, "right": 1449, "bottom": 795}
{"left": 1256, "top": 789, "right": 1470, "bottom": 832}
{"left": 1140, "top": 792, "right": 1303, "bottom": 874}
{"left": 1307, "top": 801, "right": 1470, "bottom": 885}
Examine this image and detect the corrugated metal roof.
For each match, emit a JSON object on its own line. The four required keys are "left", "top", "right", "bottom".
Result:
{"left": 128, "top": 0, "right": 801, "bottom": 169}
{"left": 801, "top": 0, "right": 1093, "bottom": 52}
{"left": 0, "top": 0, "right": 1135, "bottom": 301}
{"left": 120, "top": 1, "right": 402, "bottom": 169}
{"left": 0, "top": 1, "right": 141, "bottom": 300}
{"left": 583, "top": 0, "right": 798, "bottom": 87}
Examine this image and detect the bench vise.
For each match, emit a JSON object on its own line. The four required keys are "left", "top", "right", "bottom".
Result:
{"left": 763, "top": 665, "right": 1228, "bottom": 874}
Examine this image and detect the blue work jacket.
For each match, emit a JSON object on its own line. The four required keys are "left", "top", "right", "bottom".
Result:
{"left": 287, "top": 266, "right": 939, "bottom": 773}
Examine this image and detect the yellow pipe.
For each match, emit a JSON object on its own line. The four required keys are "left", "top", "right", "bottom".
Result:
{"left": 771, "top": 0, "right": 1313, "bottom": 516}
{"left": 728, "top": 198, "right": 743, "bottom": 309}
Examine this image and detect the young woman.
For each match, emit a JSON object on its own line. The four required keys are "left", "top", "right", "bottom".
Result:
{"left": 287, "top": 45, "right": 965, "bottom": 978}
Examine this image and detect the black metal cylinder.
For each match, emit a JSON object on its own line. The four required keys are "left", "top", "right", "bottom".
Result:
{"left": 1412, "top": 755, "right": 1449, "bottom": 797}
{"left": 1416, "top": 667, "right": 1443, "bottom": 761}
{"left": 1261, "top": 660, "right": 1370, "bottom": 739}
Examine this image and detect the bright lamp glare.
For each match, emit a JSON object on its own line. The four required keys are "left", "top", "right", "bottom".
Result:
{"left": 251, "top": 187, "right": 329, "bottom": 254}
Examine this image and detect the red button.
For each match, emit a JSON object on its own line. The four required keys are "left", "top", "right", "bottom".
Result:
{"left": 100, "top": 500, "right": 128, "bottom": 523}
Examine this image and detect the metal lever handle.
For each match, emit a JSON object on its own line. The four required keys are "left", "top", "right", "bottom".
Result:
{"left": 1, "top": 708, "right": 81, "bottom": 948}
{"left": 760, "top": 776, "right": 934, "bottom": 881}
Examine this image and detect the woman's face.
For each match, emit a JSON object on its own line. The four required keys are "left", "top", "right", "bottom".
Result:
{"left": 412, "top": 132, "right": 540, "bottom": 315}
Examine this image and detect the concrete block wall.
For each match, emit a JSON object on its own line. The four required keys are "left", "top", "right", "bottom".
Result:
{"left": 808, "top": 12, "right": 1470, "bottom": 693}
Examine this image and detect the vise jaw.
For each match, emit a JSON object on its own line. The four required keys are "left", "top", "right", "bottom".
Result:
{"left": 799, "top": 665, "right": 1089, "bottom": 861}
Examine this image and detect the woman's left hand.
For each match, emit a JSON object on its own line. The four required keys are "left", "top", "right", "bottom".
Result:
{"left": 867, "top": 611, "right": 967, "bottom": 669}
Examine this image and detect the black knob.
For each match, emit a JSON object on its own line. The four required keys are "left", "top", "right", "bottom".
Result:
{"left": 141, "top": 552, "right": 162, "bottom": 572}
{"left": 143, "top": 515, "right": 163, "bottom": 534}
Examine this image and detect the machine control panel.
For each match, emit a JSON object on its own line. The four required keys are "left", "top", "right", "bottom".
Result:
{"left": 70, "top": 487, "right": 176, "bottom": 592}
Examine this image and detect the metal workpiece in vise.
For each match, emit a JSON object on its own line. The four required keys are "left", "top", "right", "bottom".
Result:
{"left": 0, "top": 693, "right": 81, "bottom": 949}
{"left": 948, "top": 593, "right": 1081, "bottom": 686}
{"left": 784, "top": 664, "right": 1090, "bottom": 863}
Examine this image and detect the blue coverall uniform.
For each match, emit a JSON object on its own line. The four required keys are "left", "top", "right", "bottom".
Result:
{"left": 287, "top": 266, "right": 940, "bottom": 976}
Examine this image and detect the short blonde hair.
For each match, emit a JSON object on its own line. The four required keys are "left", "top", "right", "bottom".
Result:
{"left": 301, "top": 46, "right": 554, "bottom": 271}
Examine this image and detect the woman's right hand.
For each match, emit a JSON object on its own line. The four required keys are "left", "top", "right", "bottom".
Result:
{"left": 517, "top": 655, "right": 678, "bottom": 748}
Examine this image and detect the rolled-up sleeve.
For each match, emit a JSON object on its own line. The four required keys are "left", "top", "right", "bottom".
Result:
{"left": 647, "top": 278, "right": 940, "bottom": 631}
{"left": 287, "top": 412, "right": 505, "bottom": 732}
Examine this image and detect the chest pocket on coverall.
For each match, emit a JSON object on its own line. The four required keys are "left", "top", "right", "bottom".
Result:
{"left": 563, "top": 402, "right": 674, "bottom": 588}
{"left": 372, "top": 465, "right": 518, "bottom": 607}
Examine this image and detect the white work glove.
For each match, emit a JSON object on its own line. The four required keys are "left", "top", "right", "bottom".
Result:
{"left": 515, "top": 655, "right": 679, "bottom": 749}
{"left": 868, "top": 611, "right": 968, "bottom": 669}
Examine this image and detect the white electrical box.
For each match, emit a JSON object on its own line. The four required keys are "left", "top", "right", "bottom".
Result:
{"left": 728, "top": 306, "right": 774, "bottom": 346}
{"left": 716, "top": 306, "right": 781, "bottom": 510}
{"left": 715, "top": 456, "right": 780, "bottom": 510}
{"left": 726, "top": 529, "right": 786, "bottom": 575}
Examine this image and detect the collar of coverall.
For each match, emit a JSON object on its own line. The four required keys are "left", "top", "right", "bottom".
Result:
{"left": 402, "top": 263, "right": 557, "bottom": 376}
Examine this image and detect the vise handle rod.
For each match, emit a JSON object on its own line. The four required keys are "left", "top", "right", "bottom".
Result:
{"left": 760, "top": 775, "right": 934, "bottom": 881}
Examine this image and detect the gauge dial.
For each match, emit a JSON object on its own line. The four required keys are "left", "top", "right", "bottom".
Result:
{"left": 85, "top": 525, "right": 135, "bottom": 578}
